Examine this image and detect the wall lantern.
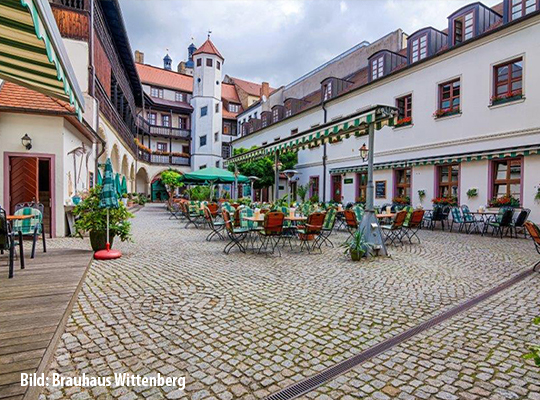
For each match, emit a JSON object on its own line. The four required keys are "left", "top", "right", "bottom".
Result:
{"left": 21, "top": 134, "right": 32, "bottom": 150}
{"left": 359, "top": 143, "right": 368, "bottom": 161}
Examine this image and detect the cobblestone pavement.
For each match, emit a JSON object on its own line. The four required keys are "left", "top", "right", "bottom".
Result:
{"left": 41, "top": 204, "right": 540, "bottom": 400}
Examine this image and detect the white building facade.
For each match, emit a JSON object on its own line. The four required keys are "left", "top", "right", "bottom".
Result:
{"left": 232, "top": 3, "right": 540, "bottom": 222}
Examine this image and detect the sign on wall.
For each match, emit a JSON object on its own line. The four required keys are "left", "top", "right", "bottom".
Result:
{"left": 375, "top": 180, "right": 386, "bottom": 199}
{"left": 344, "top": 178, "right": 353, "bottom": 184}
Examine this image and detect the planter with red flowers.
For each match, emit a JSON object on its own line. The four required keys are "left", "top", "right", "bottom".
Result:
{"left": 392, "top": 196, "right": 410, "bottom": 206}
{"left": 395, "top": 117, "right": 412, "bottom": 128}
{"left": 432, "top": 196, "right": 458, "bottom": 207}
{"left": 488, "top": 195, "right": 520, "bottom": 208}
{"left": 433, "top": 107, "right": 461, "bottom": 119}
{"left": 490, "top": 90, "right": 523, "bottom": 106}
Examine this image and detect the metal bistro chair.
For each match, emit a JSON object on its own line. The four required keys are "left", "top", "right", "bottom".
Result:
{"left": 297, "top": 212, "right": 326, "bottom": 254}
{"left": 403, "top": 209, "right": 425, "bottom": 244}
{"left": 381, "top": 210, "right": 408, "bottom": 246}
{"left": 449, "top": 207, "right": 477, "bottom": 233}
{"left": 222, "top": 210, "right": 249, "bottom": 254}
{"left": 460, "top": 205, "right": 482, "bottom": 234}
{"left": 13, "top": 202, "right": 46, "bottom": 259}
{"left": 524, "top": 222, "right": 540, "bottom": 272}
{"left": 483, "top": 207, "right": 514, "bottom": 238}
{"left": 343, "top": 210, "right": 358, "bottom": 239}
{"left": 258, "top": 211, "right": 285, "bottom": 256}
{"left": 319, "top": 207, "right": 337, "bottom": 248}
{"left": 1, "top": 206, "right": 25, "bottom": 278}
{"left": 509, "top": 208, "right": 530, "bottom": 238}
{"left": 203, "top": 207, "right": 224, "bottom": 241}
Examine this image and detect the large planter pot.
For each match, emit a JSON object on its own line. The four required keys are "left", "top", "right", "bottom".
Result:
{"left": 350, "top": 249, "right": 365, "bottom": 261}
{"left": 89, "top": 230, "right": 115, "bottom": 252}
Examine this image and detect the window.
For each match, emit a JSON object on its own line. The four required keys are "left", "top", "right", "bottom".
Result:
{"left": 492, "top": 158, "right": 522, "bottom": 202}
{"left": 438, "top": 79, "right": 461, "bottom": 111}
{"left": 217, "top": 61, "right": 221, "bottom": 70}
{"left": 285, "top": 106, "right": 292, "bottom": 117}
{"left": 182, "top": 145, "right": 190, "bottom": 154}
{"left": 453, "top": 12, "right": 473, "bottom": 45}
{"left": 206, "top": 58, "right": 213, "bottom": 67}
{"left": 147, "top": 112, "right": 156, "bottom": 125}
{"left": 175, "top": 92, "right": 184, "bottom": 102}
{"left": 223, "top": 123, "right": 230, "bottom": 135}
{"left": 411, "top": 35, "right": 427, "bottom": 63}
{"left": 323, "top": 81, "right": 332, "bottom": 101}
{"left": 396, "top": 94, "right": 412, "bottom": 121}
{"left": 215, "top": 103, "right": 219, "bottom": 113}
{"left": 162, "top": 114, "right": 170, "bottom": 127}
{"left": 179, "top": 116, "right": 188, "bottom": 129}
{"left": 200, "top": 164, "right": 207, "bottom": 170}
{"left": 229, "top": 103, "right": 239, "bottom": 113}
{"left": 156, "top": 142, "right": 168, "bottom": 152}
{"left": 493, "top": 58, "right": 523, "bottom": 99}
{"left": 357, "top": 172, "right": 367, "bottom": 202}
{"left": 150, "top": 87, "right": 163, "bottom": 98}
{"left": 200, "top": 135, "right": 207, "bottom": 147}
{"left": 272, "top": 108, "right": 279, "bottom": 123}
{"left": 394, "top": 168, "right": 411, "bottom": 199}
{"left": 371, "top": 56, "right": 384, "bottom": 80}
{"left": 214, "top": 131, "right": 219, "bottom": 142}
{"left": 309, "top": 176, "right": 320, "bottom": 198}
{"left": 437, "top": 164, "right": 459, "bottom": 199}
{"left": 291, "top": 128, "right": 298, "bottom": 135}
{"left": 201, "top": 106, "right": 208, "bottom": 117}
{"left": 196, "top": 58, "right": 202, "bottom": 67}
{"left": 510, "top": 0, "right": 537, "bottom": 20}
{"left": 274, "top": 137, "right": 280, "bottom": 142}
{"left": 262, "top": 115, "right": 268, "bottom": 128}
{"left": 222, "top": 143, "right": 231, "bottom": 159}
{"left": 215, "top": 161, "right": 220, "bottom": 168}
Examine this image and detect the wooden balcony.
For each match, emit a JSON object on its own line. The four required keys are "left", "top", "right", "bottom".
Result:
{"left": 137, "top": 116, "right": 191, "bottom": 139}
{"left": 137, "top": 148, "right": 190, "bottom": 166}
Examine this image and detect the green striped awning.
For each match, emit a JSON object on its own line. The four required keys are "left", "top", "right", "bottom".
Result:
{"left": 227, "top": 105, "right": 397, "bottom": 165}
{"left": 330, "top": 145, "right": 540, "bottom": 174}
{"left": 0, "top": 0, "right": 84, "bottom": 119}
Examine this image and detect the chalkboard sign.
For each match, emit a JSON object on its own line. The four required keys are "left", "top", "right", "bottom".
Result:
{"left": 343, "top": 178, "right": 353, "bottom": 184}
{"left": 375, "top": 180, "right": 386, "bottom": 199}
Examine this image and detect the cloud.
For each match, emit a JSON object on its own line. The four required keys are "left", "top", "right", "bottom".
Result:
{"left": 119, "top": 0, "right": 502, "bottom": 87}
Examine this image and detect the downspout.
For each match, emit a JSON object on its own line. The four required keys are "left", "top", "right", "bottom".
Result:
{"left": 322, "top": 100, "right": 328, "bottom": 203}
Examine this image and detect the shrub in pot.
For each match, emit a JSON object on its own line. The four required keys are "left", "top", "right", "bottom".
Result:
{"left": 341, "top": 229, "right": 373, "bottom": 261}
{"left": 74, "top": 186, "right": 133, "bottom": 251}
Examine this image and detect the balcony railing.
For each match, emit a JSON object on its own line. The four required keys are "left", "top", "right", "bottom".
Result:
{"left": 137, "top": 148, "right": 190, "bottom": 166}
{"left": 137, "top": 116, "right": 191, "bottom": 139}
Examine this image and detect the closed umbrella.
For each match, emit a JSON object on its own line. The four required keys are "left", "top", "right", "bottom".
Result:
{"left": 94, "top": 159, "right": 122, "bottom": 260}
{"left": 97, "top": 168, "right": 103, "bottom": 186}
{"left": 115, "top": 173, "right": 122, "bottom": 196}
{"left": 121, "top": 176, "right": 127, "bottom": 195}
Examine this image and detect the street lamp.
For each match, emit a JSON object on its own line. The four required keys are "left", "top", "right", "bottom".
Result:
{"left": 248, "top": 176, "right": 259, "bottom": 203}
{"left": 359, "top": 143, "right": 368, "bottom": 161}
{"left": 283, "top": 169, "right": 298, "bottom": 206}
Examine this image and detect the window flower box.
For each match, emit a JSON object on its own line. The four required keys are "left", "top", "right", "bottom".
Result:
{"left": 392, "top": 196, "right": 410, "bottom": 206}
{"left": 488, "top": 195, "right": 520, "bottom": 208}
{"left": 432, "top": 196, "right": 457, "bottom": 206}
{"left": 433, "top": 108, "right": 460, "bottom": 119}
{"left": 395, "top": 117, "right": 412, "bottom": 128}
{"left": 490, "top": 90, "right": 523, "bottom": 106}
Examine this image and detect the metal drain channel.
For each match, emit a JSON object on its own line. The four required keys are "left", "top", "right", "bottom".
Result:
{"left": 266, "top": 268, "right": 535, "bottom": 400}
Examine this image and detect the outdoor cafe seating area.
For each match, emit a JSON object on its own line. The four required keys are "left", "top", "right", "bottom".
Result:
{"left": 168, "top": 198, "right": 540, "bottom": 258}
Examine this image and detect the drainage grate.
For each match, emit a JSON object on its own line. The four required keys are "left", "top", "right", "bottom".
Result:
{"left": 266, "top": 269, "right": 535, "bottom": 400}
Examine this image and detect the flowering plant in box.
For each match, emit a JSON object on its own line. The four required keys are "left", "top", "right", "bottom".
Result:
{"left": 392, "top": 196, "right": 410, "bottom": 205}
{"left": 432, "top": 196, "right": 458, "bottom": 206}
{"left": 491, "top": 89, "right": 522, "bottom": 105}
{"left": 395, "top": 117, "right": 412, "bottom": 127}
{"left": 433, "top": 107, "right": 460, "bottom": 119}
{"left": 488, "top": 195, "right": 520, "bottom": 208}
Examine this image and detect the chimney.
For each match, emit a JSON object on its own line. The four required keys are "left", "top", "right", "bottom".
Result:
{"left": 134, "top": 50, "right": 144, "bottom": 64}
{"left": 260, "top": 82, "right": 270, "bottom": 100}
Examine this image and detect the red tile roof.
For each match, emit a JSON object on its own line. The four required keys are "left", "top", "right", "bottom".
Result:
{"left": 229, "top": 76, "right": 275, "bottom": 97}
{"left": 193, "top": 39, "right": 224, "bottom": 59}
{"left": 0, "top": 81, "right": 74, "bottom": 114}
{"left": 222, "top": 109, "right": 238, "bottom": 120}
{"left": 136, "top": 63, "right": 193, "bottom": 92}
{"left": 222, "top": 83, "right": 241, "bottom": 103}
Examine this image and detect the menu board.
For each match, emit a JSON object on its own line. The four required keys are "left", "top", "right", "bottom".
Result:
{"left": 375, "top": 180, "right": 386, "bottom": 199}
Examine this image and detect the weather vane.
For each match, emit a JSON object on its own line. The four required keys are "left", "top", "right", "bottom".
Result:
{"left": 208, "top": 30, "right": 212, "bottom": 39}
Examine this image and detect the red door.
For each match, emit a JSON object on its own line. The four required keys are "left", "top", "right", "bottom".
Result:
{"left": 9, "top": 157, "right": 39, "bottom": 214}
{"left": 332, "top": 175, "right": 342, "bottom": 203}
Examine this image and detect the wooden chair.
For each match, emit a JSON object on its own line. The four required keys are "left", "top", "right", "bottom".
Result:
{"left": 258, "top": 212, "right": 285, "bottom": 256}
{"left": 381, "top": 210, "right": 408, "bottom": 245}
{"left": 222, "top": 210, "right": 249, "bottom": 254}
{"left": 524, "top": 221, "right": 540, "bottom": 272}
{"left": 403, "top": 209, "right": 425, "bottom": 243}
{"left": 297, "top": 212, "right": 326, "bottom": 253}
{"left": 343, "top": 210, "right": 358, "bottom": 238}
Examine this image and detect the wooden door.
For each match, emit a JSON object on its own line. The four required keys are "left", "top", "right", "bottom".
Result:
{"left": 9, "top": 157, "right": 39, "bottom": 214}
{"left": 332, "top": 175, "right": 342, "bottom": 203}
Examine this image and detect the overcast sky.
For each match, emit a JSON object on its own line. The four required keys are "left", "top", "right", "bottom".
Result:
{"left": 119, "top": 0, "right": 501, "bottom": 87}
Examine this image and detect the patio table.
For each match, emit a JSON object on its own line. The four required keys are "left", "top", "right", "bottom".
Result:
{"left": 7, "top": 215, "right": 33, "bottom": 221}
{"left": 376, "top": 213, "right": 395, "bottom": 219}
{"left": 243, "top": 215, "right": 307, "bottom": 223}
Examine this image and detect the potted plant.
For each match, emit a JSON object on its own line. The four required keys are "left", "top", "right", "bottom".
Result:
{"left": 466, "top": 188, "right": 478, "bottom": 199}
{"left": 488, "top": 195, "right": 520, "bottom": 208}
{"left": 74, "top": 186, "right": 133, "bottom": 251}
{"left": 535, "top": 187, "right": 540, "bottom": 203}
{"left": 417, "top": 189, "right": 426, "bottom": 201}
{"left": 395, "top": 116, "right": 412, "bottom": 128}
{"left": 392, "top": 196, "right": 410, "bottom": 206}
{"left": 341, "top": 229, "right": 373, "bottom": 261}
{"left": 297, "top": 184, "right": 308, "bottom": 203}
{"left": 432, "top": 196, "right": 458, "bottom": 207}
{"left": 121, "top": 193, "right": 129, "bottom": 206}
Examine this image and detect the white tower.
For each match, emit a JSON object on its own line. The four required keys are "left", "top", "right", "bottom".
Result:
{"left": 190, "top": 37, "right": 224, "bottom": 170}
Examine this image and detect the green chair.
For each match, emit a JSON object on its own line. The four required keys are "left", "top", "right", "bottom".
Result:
{"left": 402, "top": 206, "right": 414, "bottom": 228}
{"left": 319, "top": 207, "right": 337, "bottom": 247}
{"left": 353, "top": 205, "right": 364, "bottom": 225}
{"left": 1, "top": 206, "right": 25, "bottom": 278}
{"left": 12, "top": 203, "right": 46, "bottom": 259}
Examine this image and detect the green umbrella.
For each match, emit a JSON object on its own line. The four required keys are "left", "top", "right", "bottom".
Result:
{"left": 97, "top": 168, "right": 103, "bottom": 186}
{"left": 114, "top": 173, "right": 121, "bottom": 196}
{"left": 95, "top": 159, "right": 121, "bottom": 259}
{"left": 179, "top": 167, "right": 250, "bottom": 184}
{"left": 121, "top": 176, "right": 127, "bottom": 195}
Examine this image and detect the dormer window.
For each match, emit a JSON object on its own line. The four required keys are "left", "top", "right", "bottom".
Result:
{"left": 371, "top": 56, "right": 384, "bottom": 80}
{"left": 510, "top": 0, "right": 538, "bottom": 20}
{"left": 285, "top": 105, "right": 292, "bottom": 117}
{"left": 175, "top": 92, "right": 184, "bottom": 102}
{"left": 411, "top": 35, "right": 427, "bottom": 63}
{"left": 453, "top": 11, "right": 473, "bottom": 45}
{"left": 150, "top": 87, "right": 163, "bottom": 98}
{"left": 323, "top": 81, "right": 332, "bottom": 101}
{"left": 229, "top": 103, "right": 239, "bottom": 113}
{"left": 272, "top": 108, "right": 279, "bottom": 123}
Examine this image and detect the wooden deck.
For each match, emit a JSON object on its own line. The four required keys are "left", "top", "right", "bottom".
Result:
{"left": 0, "top": 247, "right": 92, "bottom": 400}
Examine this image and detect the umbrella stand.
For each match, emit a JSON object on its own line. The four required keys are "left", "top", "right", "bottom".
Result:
{"left": 94, "top": 209, "right": 122, "bottom": 260}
